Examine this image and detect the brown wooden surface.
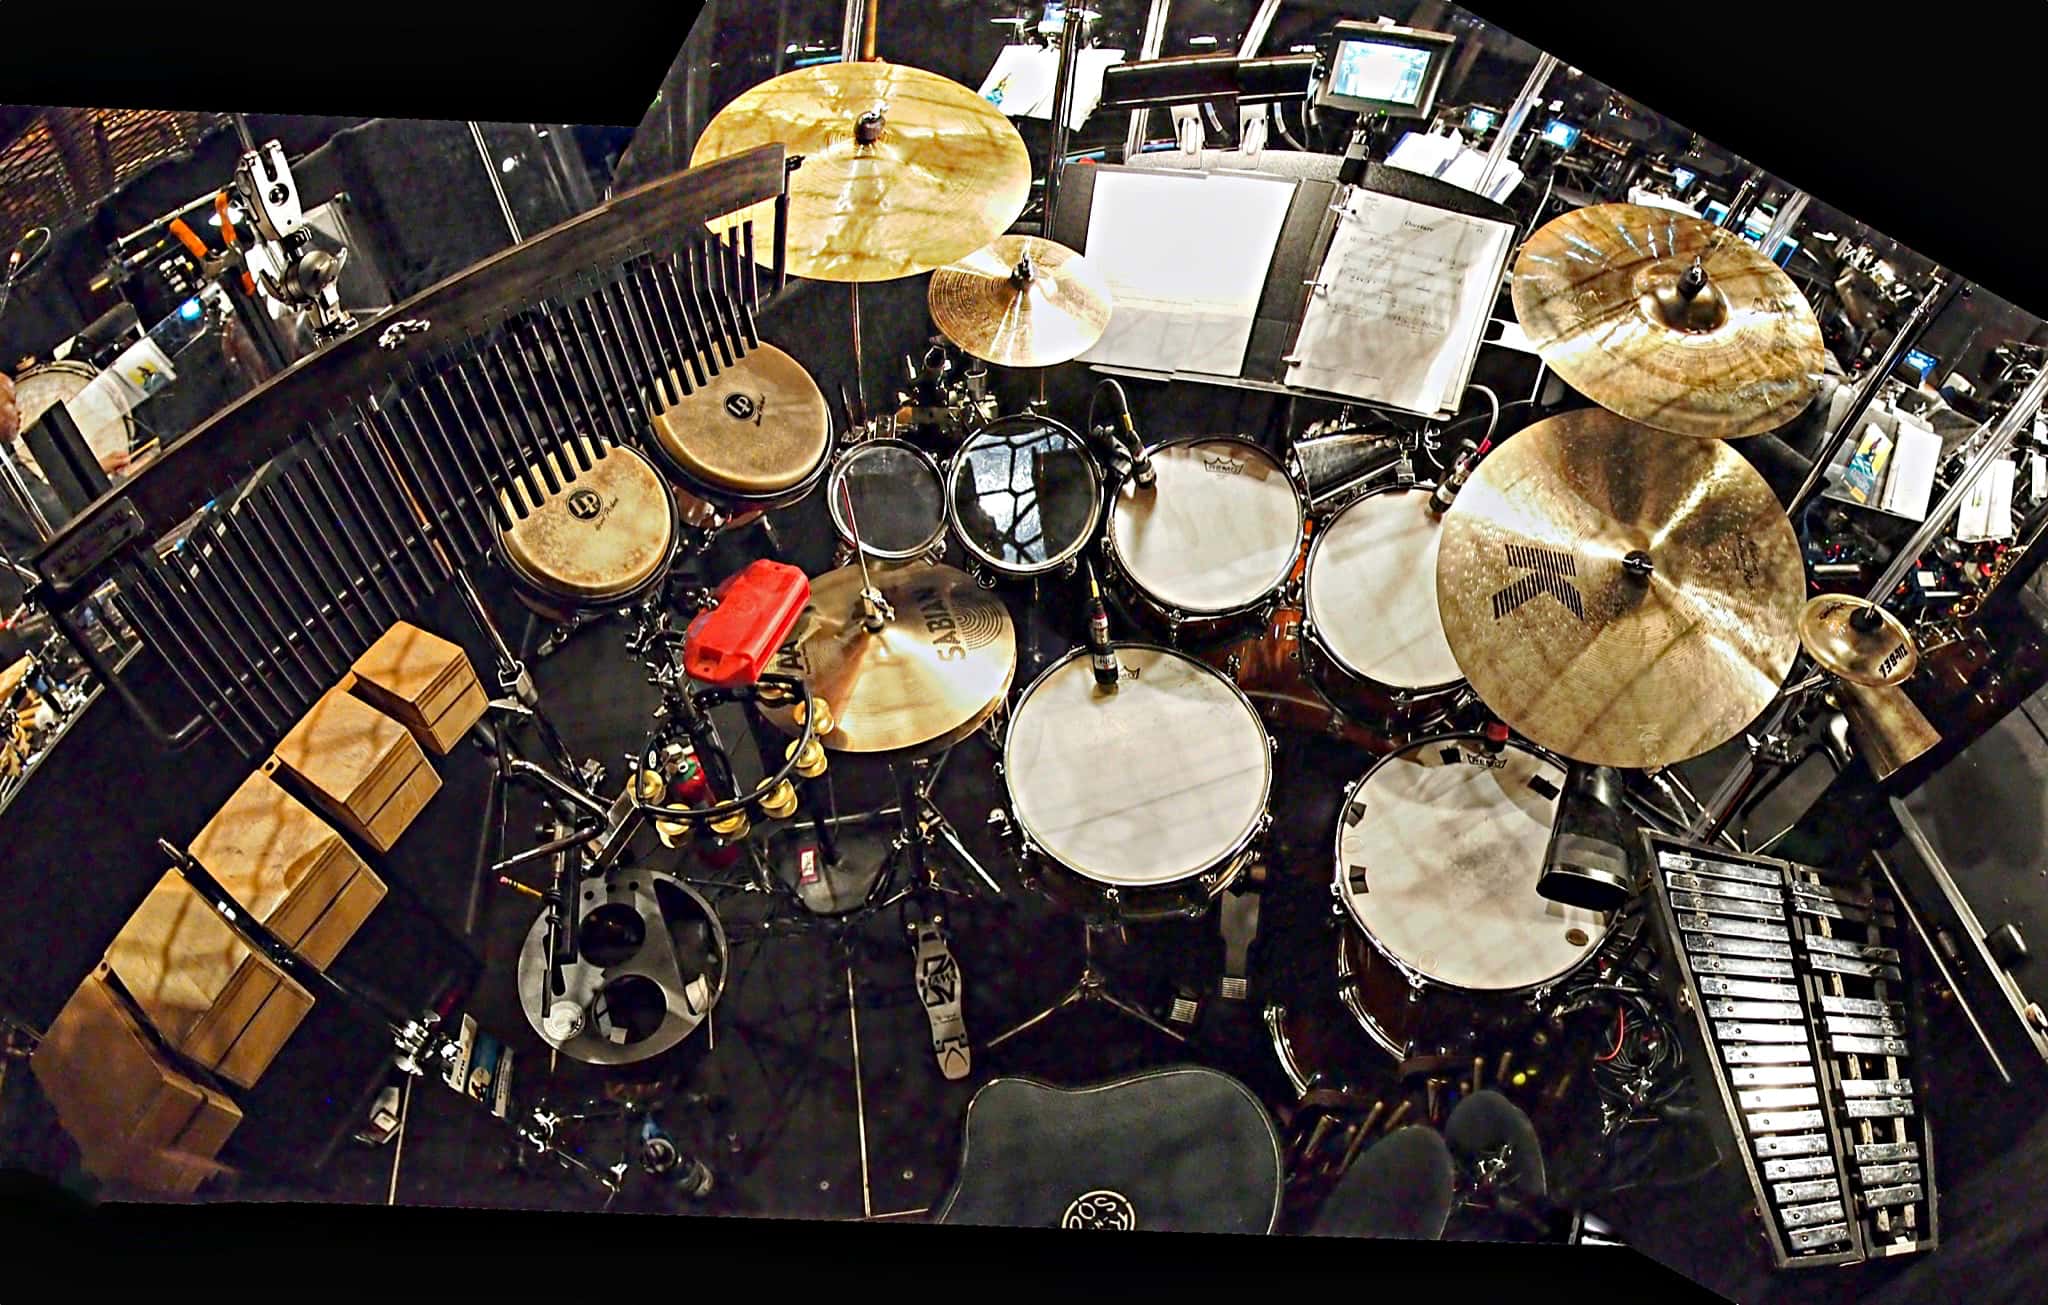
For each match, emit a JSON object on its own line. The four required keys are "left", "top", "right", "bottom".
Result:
{"left": 350, "top": 621, "right": 487, "bottom": 754}
{"left": 270, "top": 687, "right": 441, "bottom": 852}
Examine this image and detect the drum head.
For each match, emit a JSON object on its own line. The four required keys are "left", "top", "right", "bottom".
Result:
{"left": 1336, "top": 738, "right": 1606, "bottom": 992}
{"left": 500, "top": 444, "right": 675, "bottom": 600}
{"left": 1110, "top": 440, "right": 1302, "bottom": 615}
{"left": 949, "top": 415, "right": 1102, "bottom": 576}
{"left": 828, "top": 439, "right": 946, "bottom": 559}
{"left": 1006, "top": 645, "right": 1270, "bottom": 886}
{"left": 1306, "top": 487, "right": 1462, "bottom": 690}
{"left": 648, "top": 343, "right": 831, "bottom": 494}
{"left": 14, "top": 361, "right": 134, "bottom": 464}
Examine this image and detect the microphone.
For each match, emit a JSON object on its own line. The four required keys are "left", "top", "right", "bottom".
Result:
{"left": 1428, "top": 439, "right": 1483, "bottom": 515}
{"left": 1100, "top": 379, "right": 1154, "bottom": 487}
{"left": 1083, "top": 560, "right": 1120, "bottom": 689}
{"left": 1308, "top": 1125, "right": 1456, "bottom": 1239}
{"left": 1445, "top": 1090, "right": 1546, "bottom": 1202}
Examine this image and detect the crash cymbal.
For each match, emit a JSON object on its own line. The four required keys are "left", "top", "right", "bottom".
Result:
{"left": 928, "top": 236, "right": 1112, "bottom": 367}
{"left": 1799, "top": 595, "right": 1918, "bottom": 686}
{"left": 1511, "top": 204, "right": 1826, "bottom": 439}
{"left": 649, "top": 343, "right": 832, "bottom": 494}
{"left": 1436, "top": 408, "right": 1804, "bottom": 769}
{"left": 690, "top": 62, "right": 1032, "bottom": 284}
{"left": 771, "top": 562, "right": 1016, "bottom": 756}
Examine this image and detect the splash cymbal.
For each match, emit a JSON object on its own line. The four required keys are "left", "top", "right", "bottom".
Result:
{"left": 690, "top": 62, "right": 1032, "bottom": 284}
{"left": 928, "top": 236, "right": 1113, "bottom": 367}
{"left": 1799, "top": 595, "right": 1918, "bottom": 686}
{"left": 1511, "top": 204, "right": 1826, "bottom": 439}
{"left": 770, "top": 562, "right": 1016, "bottom": 756}
{"left": 1435, "top": 408, "right": 1804, "bottom": 769}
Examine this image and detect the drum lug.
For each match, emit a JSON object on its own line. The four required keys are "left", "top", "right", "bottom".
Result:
{"left": 1061, "top": 557, "right": 1079, "bottom": 579}
{"left": 973, "top": 566, "right": 996, "bottom": 590}
{"left": 1225, "top": 652, "right": 1242, "bottom": 679}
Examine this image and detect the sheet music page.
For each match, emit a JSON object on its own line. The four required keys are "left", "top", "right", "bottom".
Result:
{"left": 1077, "top": 169, "right": 1297, "bottom": 378}
{"left": 1284, "top": 187, "right": 1514, "bottom": 416}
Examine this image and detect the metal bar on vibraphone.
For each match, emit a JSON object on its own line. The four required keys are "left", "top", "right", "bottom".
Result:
{"left": 442, "top": 366, "right": 539, "bottom": 515}
{"left": 741, "top": 220, "right": 761, "bottom": 330}
{"left": 656, "top": 252, "right": 717, "bottom": 382}
{"left": 645, "top": 256, "right": 709, "bottom": 390}
{"left": 215, "top": 510, "right": 339, "bottom": 683}
{"left": 465, "top": 353, "right": 559, "bottom": 500}
{"left": 402, "top": 379, "right": 511, "bottom": 534}
{"left": 117, "top": 563, "right": 259, "bottom": 752}
{"left": 520, "top": 313, "right": 607, "bottom": 463}
{"left": 603, "top": 276, "right": 669, "bottom": 414}
{"left": 542, "top": 304, "right": 629, "bottom": 452}
{"left": 303, "top": 442, "right": 417, "bottom": 620}
{"left": 129, "top": 559, "right": 271, "bottom": 746}
{"left": 571, "top": 295, "right": 644, "bottom": 441}
{"left": 504, "top": 327, "right": 594, "bottom": 477}
{"left": 270, "top": 476, "right": 379, "bottom": 644}
{"left": 706, "top": 234, "right": 747, "bottom": 357}
{"left": 168, "top": 544, "right": 298, "bottom": 728}
{"left": 360, "top": 401, "right": 475, "bottom": 572}
{"left": 486, "top": 339, "right": 571, "bottom": 487}
{"left": 190, "top": 519, "right": 321, "bottom": 702}
{"left": 626, "top": 260, "right": 692, "bottom": 402}
{"left": 244, "top": 485, "right": 357, "bottom": 655}
{"left": 332, "top": 426, "right": 439, "bottom": 598}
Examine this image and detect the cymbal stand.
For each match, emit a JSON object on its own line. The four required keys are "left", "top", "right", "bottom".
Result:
{"left": 985, "top": 910, "right": 1187, "bottom": 1048}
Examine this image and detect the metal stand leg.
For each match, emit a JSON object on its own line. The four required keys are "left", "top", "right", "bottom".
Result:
{"left": 985, "top": 920, "right": 1187, "bottom": 1048}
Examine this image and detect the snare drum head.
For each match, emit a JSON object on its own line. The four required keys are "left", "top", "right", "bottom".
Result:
{"left": 829, "top": 439, "right": 946, "bottom": 558}
{"left": 648, "top": 343, "right": 830, "bottom": 494}
{"left": 1110, "top": 440, "right": 1302, "bottom": 615}
{"left": 14, "top": 361, "right": 134, "bottom": 463}
{"left": 1006, "top": 645, "right": 1270, "bottom": 886}
{"left": 500, "top": 444, "right": 675, "bottom": 599}
{"left": 1306, "top": 488, "right": 1461, "bottom": 690}
{"left": 949, "top": 416, "right": 1102, "bottom": 575}
{"left": 1336, "top": 738, "right": 1606, "bottom": 991}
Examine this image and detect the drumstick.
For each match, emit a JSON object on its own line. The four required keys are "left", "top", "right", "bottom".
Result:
{"left": 1337, "top": 1101, "right": 1386, "bottom": 1173}
{"left": 1383, "top": 1099, "right": 1414, "bottom": 1133}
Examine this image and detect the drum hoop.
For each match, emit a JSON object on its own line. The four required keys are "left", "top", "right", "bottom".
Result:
{"left": 827, "top": 437, "right": 948, "bottom": 561}
{"left": 1106, "top": 435, "right": 1306, "bottom": 617}
{"left": 497, "top": 444, "right": 680, "bottom": 603}
{"left": 1003, "top": 641, "right": 1273, "bottom": 887}
{"left": 15, "top": 359, "right": 138, "bottom": 438}
{"left": 1331, "top": 732, "right": 1608, "bottom": 998}
{"left": 946, "top": 414, "right": 1103, "bottom": 578}
{"left": 646, "top": 426, "right": 832, "bottom": 508}
{"left": 1302, "top": 482, "right": 1463, "bottom": 693}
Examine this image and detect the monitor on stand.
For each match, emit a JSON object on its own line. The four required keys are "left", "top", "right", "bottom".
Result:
{"left": 1315, "top": 21, "right": 1457, "bottom": 120}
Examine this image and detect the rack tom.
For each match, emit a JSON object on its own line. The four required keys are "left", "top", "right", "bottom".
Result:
{"left": 827, "top": 438, "right": 948, "bottom": 563}
{"left": 1333, "top": 735, "right": 1611, "bottom": 1059}
{"left": 1104, "top": 438, "right": 1305, "bottom": 647}
{"left": 645, "top": 342, "right": 832, "bottom": 535}
{"left": 1301, "top": 485, "right": 1468, "bottom": 740}
{"left": 948, "top": 413, "right": 1103, "bottom": 580}
{"left": 1003, "top": 644, "right": 1272, "bottom": 922}
{"left": 495, "top": 442, "right": 680, "bottom": 625}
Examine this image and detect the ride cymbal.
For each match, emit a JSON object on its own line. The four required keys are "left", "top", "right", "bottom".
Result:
{"left": 1511, "top": 204, "right": 1826, "bottom": 439}
{"left": 928, "top": 236, "right": 1113, "bottom": 367}
{"left": 690, "top": 62, "right": 1032, "bottom": 284}
{"left": 1799, "top": 595, "right": 1918, "bottom": 686}
{"left": 1435, "top": 408, "right": 1804, "bottom": 769}
{"left": 771, "top": 563, "right": 1016, "bottom": 756}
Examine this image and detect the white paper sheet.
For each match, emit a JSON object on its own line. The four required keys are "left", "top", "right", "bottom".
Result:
{"left": 1879, "top": 417, "right": 1941, "bottom": 521}
{"left": 979, "top": 46, "right": 1126, "bottom": 129}
{"left": 1283, "top": 186, "right": 1515, "bottom": 416}
{"left": 1957, "top": 458, "right": 2017, "bottom": 542}
{"left": 63, "top": 371, "right": 137, "bottom": 463}
{"left": 1077, "top": 168, "right": 1297, "bottom": 378}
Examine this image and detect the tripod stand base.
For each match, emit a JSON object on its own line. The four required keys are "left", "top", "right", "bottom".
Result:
{"left": 768, "top": 824, "right": 891, "bottom": 916}
{"left": 986, "top": 923, "right": 1188, "bottom": 1049}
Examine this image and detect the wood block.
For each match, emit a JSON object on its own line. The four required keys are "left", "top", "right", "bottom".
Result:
{"left": 111, "top": 1147, "right": 237, "bottom": 1198}
{"left": 271, "top": 686, "right": 441, "bottom": 853}
{"left": 188, "top": 769, "right": 387, "bottom": 970}
{"left": 350, "top": 622, "right": 488, "bottom": 755}
{"left": 31, "top": 970, "right": 242, "bottom": 1194}
{"left": 103, "top": 871, "right": 315, "bottom": 1091}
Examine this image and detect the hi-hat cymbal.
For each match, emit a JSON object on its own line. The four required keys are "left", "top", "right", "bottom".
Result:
{"left": 690, "top": 62, "right": 1032, "bottom": 284}
{"left": 1436, "top": 408, "right": 1805, "bottom": 769}
{"left": 928, "top": 236, "right": 1113, "bottom": 367}
{"left": 1512, "top": 204, "right": 1826, "bottom": 439}
{"left": 771, "top": 563, "right": 1016, "bottom": 756}
{"left": 1799, "top": 595, "right": 1918, "bottom": 686}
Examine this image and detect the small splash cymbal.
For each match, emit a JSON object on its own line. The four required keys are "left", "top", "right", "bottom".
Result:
{"left": 1512, "top": 204, "right": 1826, "bottom": 439}
{"left": 1435, "top": 408, "right": 1805, "bottom": 769}
{"left": 1799, "top": 595, "right": 1918, "bottom": 686}
{"left": 928, "top": 235, "right": 1113, "bottom": 368}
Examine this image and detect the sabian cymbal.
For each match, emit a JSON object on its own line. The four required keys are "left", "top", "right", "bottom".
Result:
{"left": 690, "top": 62, "right": 1032, "bottom": 284}
{"left": 1512, "top": 204, "right": 1826, "bottom": 439}
{"left": 928, "top": 236, "right": 1113, "bottom": 367}
{"left": 1799, "top": 595, "right": 1918, "bottom": 686}
{"left": 1436, "top": 408, "right": 1805, "bottom": 769}
{"left": 650, "top": 343, "right": 832, "bottom": 494}
{"left": 771, "top": 563, "right": 1016, "bottom": 756}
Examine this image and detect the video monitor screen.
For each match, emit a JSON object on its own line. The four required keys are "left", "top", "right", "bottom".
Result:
{"left": 1329, "top": 38, "right": 1435, "bottom": 108}
{"left": 1903, "top": 349, "right": 1939, "bottom": 383}
{"left": 1465, "top": 107, "right": 1497, "bottom": 134}
{"left": 1541, "top": 119, "right": 1580, "bottom": 149}
{"left": 1672, "top": 166, "right": 1696, "bottom": 192}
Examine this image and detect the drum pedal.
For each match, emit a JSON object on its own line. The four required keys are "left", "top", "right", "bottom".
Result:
{"left": 1169, "top": 990, "right": 1202, "bottom": 1027}
{"left": 912, "top": 921, "right": 971, "bottom": 1080}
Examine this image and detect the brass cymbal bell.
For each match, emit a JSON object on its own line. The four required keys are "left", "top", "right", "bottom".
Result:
{"left": 1799, "top": 595, "right": 1919, "bottom": 686}
{"left": 1435, "top": 408, "right": 1805, "bottom": 769}
{"left": 928, "top": 235, "right": 1113, "bottom": 368}
{"left": 689, "top": 61, "right": 1032, "bottom": 284}
{"left": 767, "top": 562, "right": 1016, "bottom": 757}
{"left": 1511, "top": 204, "right": 1826, "bottom": 439}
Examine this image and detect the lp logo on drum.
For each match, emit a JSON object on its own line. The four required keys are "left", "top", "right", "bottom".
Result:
{"left": 1490, "top": 544, "right": 1584, "bottom": 621}
{"left": 567, "top": 489, "right": 604, "bottom": 521}
{"left": 724, "top": 392, "right": 762, "bottom": 423}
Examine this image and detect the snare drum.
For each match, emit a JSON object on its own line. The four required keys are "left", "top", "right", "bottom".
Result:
{"left": 644, "top": 342, "right": 832, "bottom": 534}
{"left": 14, "top": 360, "right": 136, "bottom": 465}
{"left": 1301, "top": 485, "right": 1467, "bottom": 739}
{"left": 495, "top": 443, "right": 680, "bottom": 625}
{"left": 1104, "top": 438, "right": 1305, "bottom": 646}
{"left": 1004, "top": 644, "right": 1272, "bottom": 922}
{"left": 948, "top": 414, "right": 1103, "bottom": 579}
{"left": 1333, "top": 735, "right": 1611, "bottom": 1059}
{"left": 827, "top": 438, "right": 948, "bottom": 563}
